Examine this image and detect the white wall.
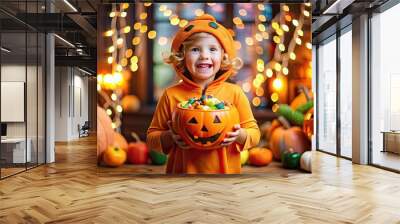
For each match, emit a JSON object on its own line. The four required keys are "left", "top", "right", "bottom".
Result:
{"left": 55, "top": 67, "right": 89, "bottom": 141}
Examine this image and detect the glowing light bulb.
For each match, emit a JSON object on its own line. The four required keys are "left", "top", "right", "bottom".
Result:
{"left": 107, "top": 56, "right": 113, "bottom": 64}
{"left": 111, "top": 93, "right": 117, "bottom": 101}
{"left": 104, "top": 30, "right": 114, "bottom": 37}
{"left": 272, "top": 79, "right": 283, "bottom": 91}
{"left": 148, "top": 30, "right": 157, "bottom": 39}
{"left": 123, "top": 26, "right": 130, "bottom": 33}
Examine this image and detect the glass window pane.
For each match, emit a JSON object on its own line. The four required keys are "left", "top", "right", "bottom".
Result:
{"left": 317, "top": 37, "right": 337, "bottom": 154}
{"left": 339, "top": 29, "right": 352, "bottom": 158}
{"left": 371, "top": 4, "right": 400, "bottom": 171}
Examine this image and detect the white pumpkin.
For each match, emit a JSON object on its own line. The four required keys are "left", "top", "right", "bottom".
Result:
{"left": 300, "top": 151, "right": 312, "bottom": 173}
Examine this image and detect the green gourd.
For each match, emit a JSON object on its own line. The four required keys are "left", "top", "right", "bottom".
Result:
{"left": 277, "top": 104, "right": 304, "bottom": 126}
{"left": 149, "top": 150, "right": 167, "bottom": 165}
{"left": 296, "top": 101, "right": 314, "bottom": 114}
{"left": 281, "top": 149, "right": 301, "bottom": 169}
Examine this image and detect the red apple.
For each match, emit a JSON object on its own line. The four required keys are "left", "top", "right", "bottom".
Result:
{"left": 126, "top": 132, "right": 148, "bottom": 164}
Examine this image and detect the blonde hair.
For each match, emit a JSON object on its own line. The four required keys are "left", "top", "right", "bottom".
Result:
{"left": 163, "top": 33, "right": 243, "bottom": 74}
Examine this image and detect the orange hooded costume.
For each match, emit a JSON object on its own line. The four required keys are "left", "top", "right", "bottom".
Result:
{"left": 146, "top": 15, "right": 260, "bottom": 174}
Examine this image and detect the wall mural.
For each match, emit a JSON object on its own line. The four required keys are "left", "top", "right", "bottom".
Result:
{"left": 97, "top": 3, "right": 312, "bottom": 174}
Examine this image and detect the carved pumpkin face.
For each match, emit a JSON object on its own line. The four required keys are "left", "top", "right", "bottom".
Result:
{"left": 172, "top": 106, "right": 239, "bottom": 150}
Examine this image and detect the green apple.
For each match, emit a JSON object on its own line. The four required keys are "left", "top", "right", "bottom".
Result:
{"left": 281, "top": 150, "right": 301, "bottom": 169}
{"left": 149, "top": 150, "right": 167, "bottom": 165}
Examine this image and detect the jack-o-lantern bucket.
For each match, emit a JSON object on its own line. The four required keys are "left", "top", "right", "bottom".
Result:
{"left": 172, "top": 103, "right": 240, "bottom": 150}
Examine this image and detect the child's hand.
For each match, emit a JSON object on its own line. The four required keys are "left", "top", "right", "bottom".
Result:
{"left": 166, "top": 121, "right": 191, "bottom": 150}
{"left": 221, "top": 124, "right": 247, "bottom": 147}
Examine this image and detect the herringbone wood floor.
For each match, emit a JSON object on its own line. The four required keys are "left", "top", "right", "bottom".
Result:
{"left": 1, "top": 136, "right": 400, "bottom": 223}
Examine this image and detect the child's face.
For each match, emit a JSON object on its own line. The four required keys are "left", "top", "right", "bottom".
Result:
{"left": 184, "top": 33, "right": 223, "bottom": 84}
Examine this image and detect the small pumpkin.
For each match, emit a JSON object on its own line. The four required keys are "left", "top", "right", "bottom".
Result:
{"left": 103, "top": 146, "right": 127, "bottom": 167}
{"left": 270, "top": 117, "right": 310, "bottom": 161}
{"left": 121, "top": 95, "right": 140, "bottom": 112}
{"left": 281, "top": 148, "right": 301, "bottom": 169}
{"left": 248, "top": 147, "right": 273, "bottom": 166}
{"left": 97, "top": 106, "right": 115, "bottom": 162}
{"left": 172, "top": 104, "right": 240, "bottom": 150}
{"left": 300, "top": 151, "right": 312, "bottom": 173}
{"left": 114, "top": 132, "right": 128, "bottom": 152}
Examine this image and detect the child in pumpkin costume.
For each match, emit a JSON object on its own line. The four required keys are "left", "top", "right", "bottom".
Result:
{"left": 147, "top": 14, "right": 260, "bottom": 174}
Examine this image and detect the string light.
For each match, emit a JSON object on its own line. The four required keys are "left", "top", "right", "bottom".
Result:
{"left": 120, "top": 11, "right": 127, "bottom": 18}
{"left": 283, "top": 5, "right": 289, "bottom": 12}
{"left": 271, "top": 93, "right": 279, "bottom": 102}
{"left": 258, "top": 24, "right": 266, "bottom": 32}
{"left": 179, "top": 19, "right": 188, "bottom": 27}
{"left": 104, "top": 30, "right": 114, "bottom": 37}
{"left": 148, "top": 30, "right": 157, "bottom": 39}
{"left": 292, "top": 19, "right": 299, "bottom": 27}
{"left": 125, "top": 49, "right": 133, "bottom": 58}
{"left": 122, "top": 26, "right": 130, "bottom": 33}
{"left": 111, "top": 93, "right": 117, "bottom": 101}
{"left": 116, "top": 105, "right": 123, "bottom": 113}
{"left": 109, "top": 11, "right": 116, "bottom": 18}
{"left": 116, "top": 38, "right": 123, "bottom": 45}
{"left": 278, "top": 44, "right": 285, "bottom": 52}
{"left": 132, "top": 37, "right": 141, "bottom": 45}
{"left": 121, "top": 58, "right": 128, "bottom": 67}
{"left": 140, "top": 25, "right": 148, "bottom": 33}
{"left": 282, "top": 67, "right": 289, "bottom": 75}
{"left": 296, "top": 37, "right": 302, "bottom": 45}
{"left": 134, "top": 22, "right": 141, "bottom": 30}
{"left": 195, "top": 9, "right": 204, "bottom": 16}
{"left": 297, "top": 30, "right": 304, "bottom": 36}
{"left": 107, "top": 56, "right": 113, "bottom": 64}
{"left": 140, "top": 12, "right": 148, "bottom": 20}
{"left": 252, "top": 97, "right": 261, "bottom": 107}
{"left": 306, "top": 42, "right": 312, "bottom": 49}
{"left": 282, "top": 24, "right": 289, "bottom": 32}
{"left": 290, "top": 52, "right": 296, "bottom": 60}
{"left": 266, "top": 68, "right": 273, "bottom": 78}
{"left": 274, "top": 62, "right": 282, "bottom": 72}
{"left": 258, "top": 15, "right": 266, "bottom": 22}
{"left": 239, "top": 9, "right": 247, "bottom": 16}
{"left": 121, "top": 3, "right": 129, "bottom": 9}
{"left": 273, "top": 36, "right": 281, "bottom": 44}
{"left": 272, "top": 78, "right": 283, "bottom": 91}
{"left": 245, "top": 37, "right": 254, "bottom": 46}
{"left": 158, "top": 37, "right": 168, "bottom": 46}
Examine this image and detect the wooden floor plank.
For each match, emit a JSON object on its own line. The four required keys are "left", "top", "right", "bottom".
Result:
{"left": 0, "top": 135, "right": 399, "bottom": 223}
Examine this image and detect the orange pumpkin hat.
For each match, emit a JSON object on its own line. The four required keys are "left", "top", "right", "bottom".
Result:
{"left": 171, "top": 14, "right": 236, "bottom": 60}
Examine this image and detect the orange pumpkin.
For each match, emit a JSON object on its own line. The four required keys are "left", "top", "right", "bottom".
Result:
{"left": 121, "top": 95, "right": 140, "bottom": 112}
{"left": 114, "top": 132, "right": 128, "bottom": 152}
{"left": 97, "top": 106, "right": 115, "bottom": 162}
{"left": 264, "top": 119, "right": 281, "bottom": 143}
{"left": 248, "top": 147, "right": 273, "bottom": 166}
{"left": 172, "top": 105, "right": 240, "bottom": 150}
{"left": 270, "top": 117, "right": 310, "bottom": 161}
{"left": 103, "top": 146, "right": 127, "bottom": 167}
